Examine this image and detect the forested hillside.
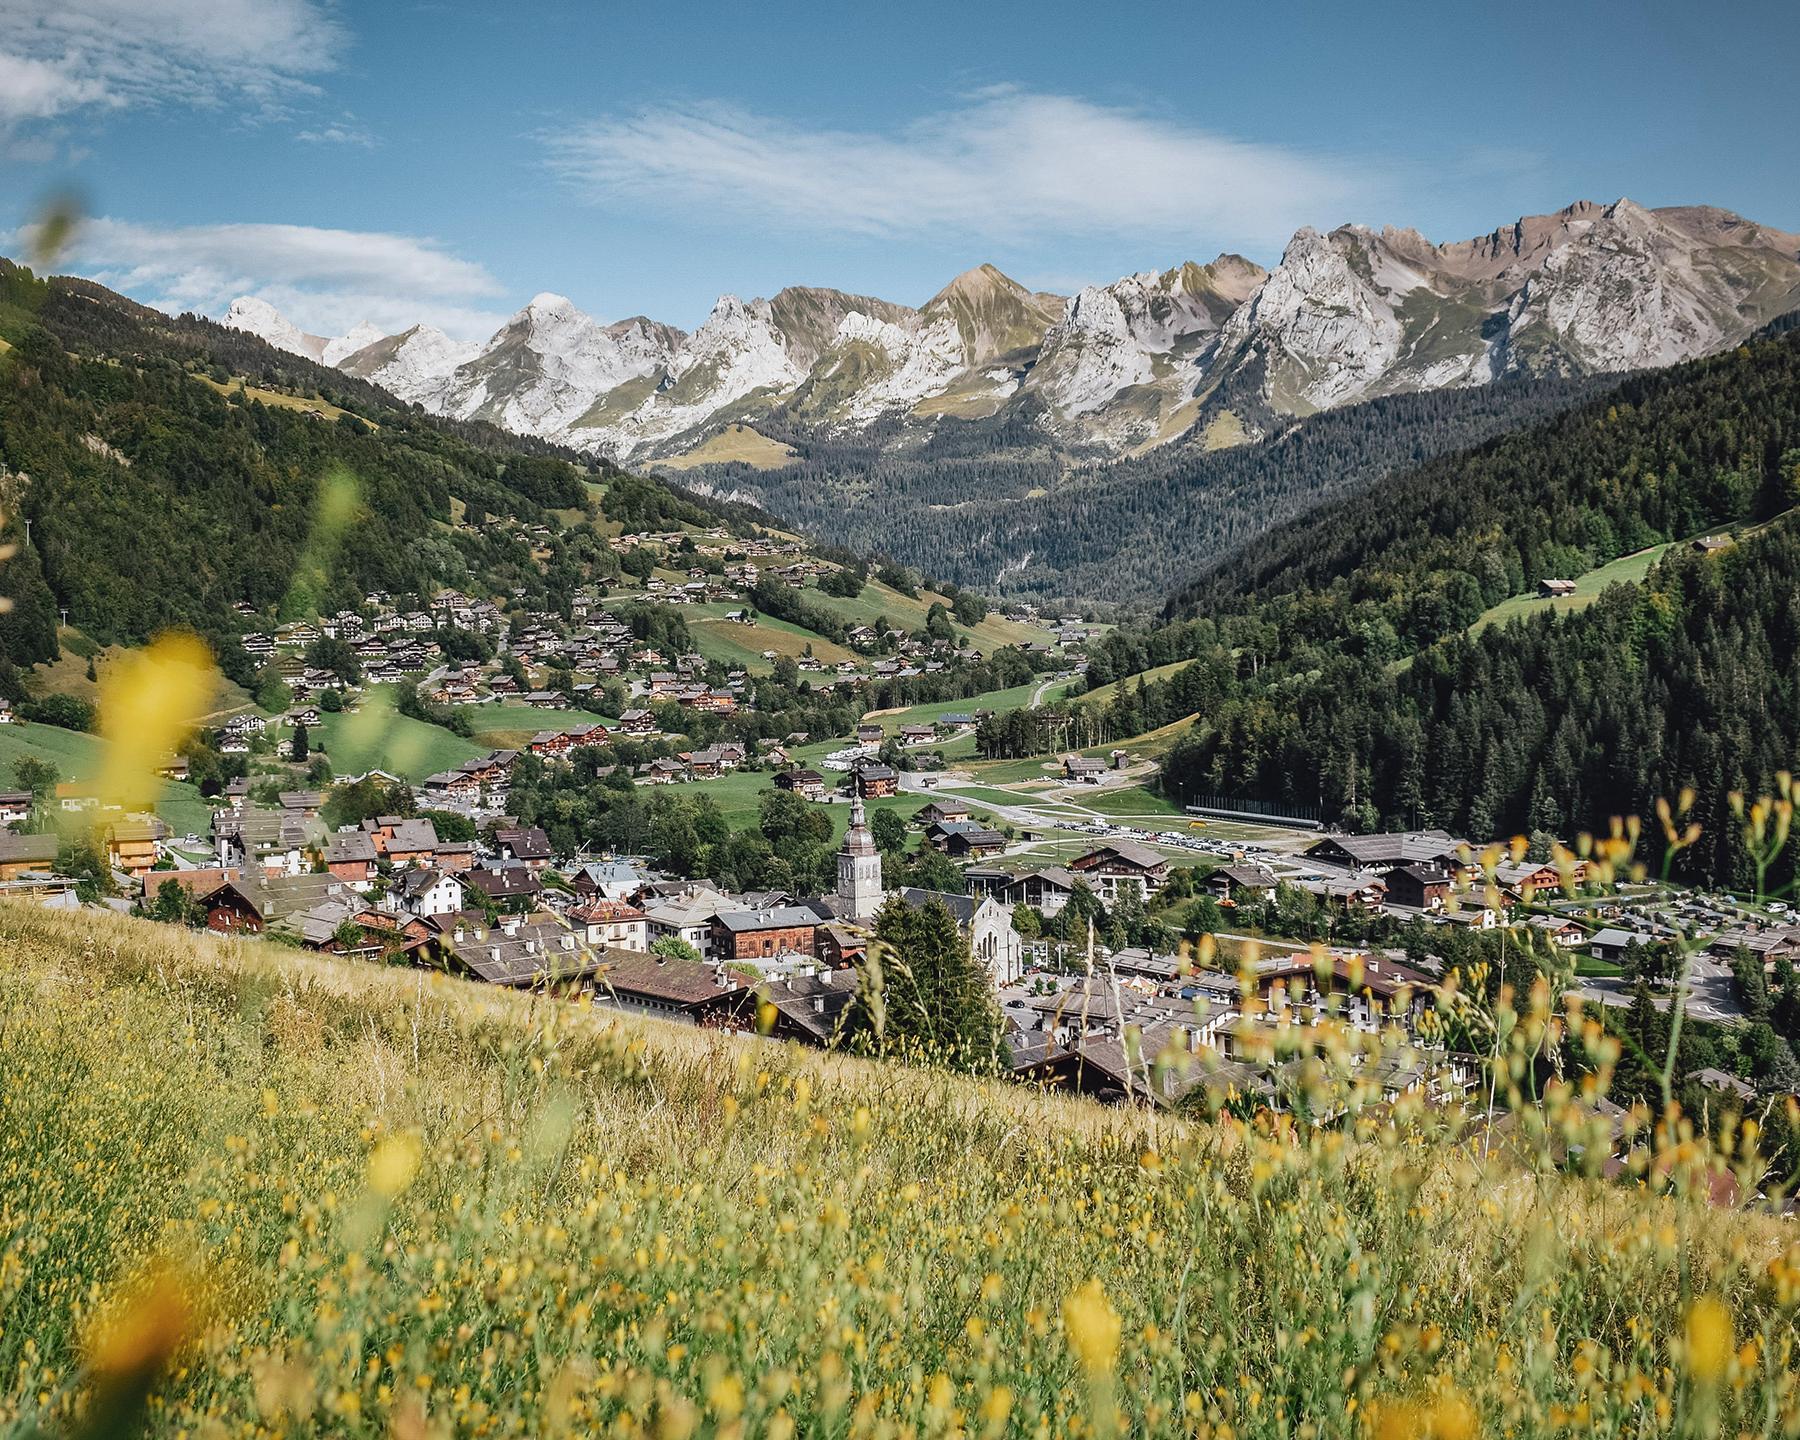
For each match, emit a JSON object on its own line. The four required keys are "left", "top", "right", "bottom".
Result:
{"left": 949, "top": 322, "right": 1800, "bottom": 887}
{"left": 0, "top": 260, "right": 779, "bottom": 689}
{"left": 1169, "top": 322, "right": 1800, "bottom": 626}
{"left": 684, "top": 375, "right": 1598, "bottom": 602}
{"left": 1163, "top": 521, "right": 1800, "bottom": 887}
{"left": 1141, "top": 324, "right": 1800, "bottom": 886}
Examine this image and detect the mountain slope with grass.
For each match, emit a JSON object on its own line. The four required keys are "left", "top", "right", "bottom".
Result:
{"left": 1114, "top": 321, "right": 1800, "bottom": 884}
{"left": 4, "top": 901, "right": 1798, "bottom": 1439}
{"left": 0, "top": 258, "right": 991, "bottom": 693}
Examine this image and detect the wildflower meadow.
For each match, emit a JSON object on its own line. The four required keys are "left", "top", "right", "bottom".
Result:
{"left": 2, "top": 900, "right": 1798, "bottom": 1439}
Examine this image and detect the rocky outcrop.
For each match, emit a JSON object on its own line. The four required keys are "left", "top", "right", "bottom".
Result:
{"left": 223, "top": 199, "right": 1800, "bottom": 462}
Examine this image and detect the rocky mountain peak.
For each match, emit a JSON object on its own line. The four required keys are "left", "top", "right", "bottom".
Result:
{"left": 214, "top": 196, "right": 1800, "bottom": 466}
{"left": 224, "top": 296, "right": 330, "bottom": 363}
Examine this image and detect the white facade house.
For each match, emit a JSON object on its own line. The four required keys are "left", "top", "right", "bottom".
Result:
{"left": 390, "top": 868, "right": 466, "bottom": 918}
{"left": 570, "top": 902, "right": 651, "bottom": 953}
{"left": 643, "top": 888, "right": 729, "bottom": 960}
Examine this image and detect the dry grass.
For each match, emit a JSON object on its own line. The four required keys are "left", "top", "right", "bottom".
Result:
{"left": 655, "top": 425, "right": 798, "bottom": 472}
{"left": 1, "top": 902, "right": 1797, "bottom": 1438}
{"left": 193, "top": 374, "right": 374, "bottom": 427}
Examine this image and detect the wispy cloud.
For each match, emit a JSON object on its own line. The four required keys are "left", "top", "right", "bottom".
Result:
{"left": 0, "top": 0, "right": 344, "bottom": 125}
{"left": 296, "top": 115, "right": 377, "bottom": 148}
{"left": 546, "top": 88, "right": 1372, "bottom": 251}
{"left": 27, "top": 216, "right": 508, "bottom": 341}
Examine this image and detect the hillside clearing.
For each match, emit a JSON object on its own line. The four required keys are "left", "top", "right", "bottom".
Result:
{"left": 29, "top": 631, "right": 255, "bottom": 718}
{"left": 800, "top": 578, "right": 1053, "bottom": 655}
{"left": 861, "top": 681, "right": 1048, "bottom": 736}
{"left": 1470, "top": 542, "right": 1676, "bottom": 635}
{"left": 451, "top": 703, "right": 620, "bottom": 749}
{"left": 193, "top": 373, "right": 373, "bottom": 426}
{"left": 654, "top": 424, "right": 797, "bottom": 471}
{"left": 1070, "top": 659, "right": 1193, "bottom": 708}
{"left": 313, "top": 696, "right": 484, "bottom": 781}
{"left": 688, "top": 605, "right": 858, "bottom": 671}
{"left": 0, "top": 722, "right": 212, "bottom": 837}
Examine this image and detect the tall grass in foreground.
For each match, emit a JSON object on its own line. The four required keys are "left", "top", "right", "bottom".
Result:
{"left": 1, "top": 902, "right": 1798, "bottom": 1439}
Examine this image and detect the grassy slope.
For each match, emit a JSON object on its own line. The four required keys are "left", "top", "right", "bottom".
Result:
{"left": 654, "top": 424, "right": 798, "bottom": 471}
{"left": 863, "top": 682, "right": 1049, "bottom": 735}
{"left": 193, "top": 374, "right": 372, "bottom": 426}
{"left": 801, "top": 579, "right": 1051, "bottom": 655}
{"left": 454, "top": 703, "right": 620, "bottom": 750}
{"left": 1, "top": 902, "right": 1791, "bottom": 1439}
{"left": 1070, "top": 659, "right": 1192, "bottom": 708}
{"left": 0, "top": 723, "right": 212, "bottom": 836}
{"left": 1453, "top": 512, "right": 1790, "bottom": 648}
{"left": 313, "top": 702, "right": 485, "bottom": 782}
{"left": 1082, "top": 713, "right": 1200, "bottom": 763}
{"left": 1079, "top": 784, "right": 1183, "bottom": 817}
{"left": 30, "top": 632, "right": 256, "bottom": 721}
{"left": 1469, "top": 542, "right": 1676, "bottom": 635}
{"left": 686, "top": 603, "right": 858, "bottom": 672}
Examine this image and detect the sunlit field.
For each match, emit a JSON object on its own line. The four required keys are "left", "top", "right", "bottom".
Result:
{"left": 2, "top": 902, "right": 1798, "bottom": 1439}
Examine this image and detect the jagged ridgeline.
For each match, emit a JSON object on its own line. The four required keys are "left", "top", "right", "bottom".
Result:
{"left": 1136, "top": 320, "right": 1800, "bottom": 888}
{"left": 231, "top": 200, "right": 1800, "bottom": 470}
{"left": 0, "top": 259, "right": 781, "bottom": 688}
{"left": 220, "top": 199, "right": 1800, "bottom": 604}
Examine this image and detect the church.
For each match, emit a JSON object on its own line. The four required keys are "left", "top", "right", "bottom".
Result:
{"left": 826, "top": 796, "right": 1022, "bottom": 983}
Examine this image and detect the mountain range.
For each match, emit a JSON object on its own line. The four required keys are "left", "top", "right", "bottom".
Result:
{"left": 226, "top": 199, "right": 1800, "bottom": 465}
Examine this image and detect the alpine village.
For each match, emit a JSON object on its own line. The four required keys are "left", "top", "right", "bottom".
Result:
{"left": 5, "top": 9, "right": 1800, "bottom": 1436}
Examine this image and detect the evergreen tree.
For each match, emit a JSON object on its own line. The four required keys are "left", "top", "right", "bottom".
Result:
{"left": 845, "top": 895, "right": 1004, "bottom": 1072}
{"left": 1616, "top": 979, "right": 1671, "bottom": 1103}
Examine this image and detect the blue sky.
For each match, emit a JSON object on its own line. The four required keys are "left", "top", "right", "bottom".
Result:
{"left": 3, "top": 0, "right": 1797, "bottom": 340}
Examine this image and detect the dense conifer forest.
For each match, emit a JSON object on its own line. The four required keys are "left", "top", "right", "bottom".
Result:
{"left": 682, "top": 375, "right": 1598, "bottom": 603}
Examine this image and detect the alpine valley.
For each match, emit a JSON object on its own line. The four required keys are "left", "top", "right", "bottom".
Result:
{"left": 228, "top": 199, "right": 1800, "bottom": 469}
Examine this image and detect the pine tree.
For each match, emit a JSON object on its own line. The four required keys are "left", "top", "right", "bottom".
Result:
{"left": 845, "top": 895, "right": 1004, "bottom": 1072}
{"left": 1617, "top": 978, "right": 1671, "bottom": 1102}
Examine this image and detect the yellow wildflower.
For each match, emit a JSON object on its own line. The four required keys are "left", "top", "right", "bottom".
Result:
{"left": 1063, "top": 1278, "right": 1121, "bottom": 1377}
{"left": 1684, "top": 1295, "right": 1732, "bottom": 1384}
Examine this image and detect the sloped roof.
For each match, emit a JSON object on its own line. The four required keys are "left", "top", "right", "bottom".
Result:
{"left": 594, "top": 951, "right": 745, "bottom": 1007}
{"left": 714, "top": 906, "right": 821, "bottom": 933}
{"left": 324, "top": 832, "right": 378, "bottom": 865}
{"left": 897, "top": 887, "right": 976, "bottom": 927}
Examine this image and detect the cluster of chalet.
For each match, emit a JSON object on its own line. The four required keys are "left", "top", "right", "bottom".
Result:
{"left": 133, "top": 794, "right": 1037, "bottom": 1036}
{"left": 994, "top": 947, "right": 1469, "bottom": 1111}
{"left": 36, "top": 778, "right": 1535, "bottom": 1122}
{"left": 1204, "top": 829, "right": 1597, "bottom": 939}
{"left": 218, "top": 566, "right": 1062, "bottom": 770}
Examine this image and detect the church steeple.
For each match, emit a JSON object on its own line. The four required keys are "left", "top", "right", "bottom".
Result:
{"left": 835, "top": 795, "right": 883, "bottom": 921}
{"left": 844, "top": 796, "right": 876, "bottom": 855}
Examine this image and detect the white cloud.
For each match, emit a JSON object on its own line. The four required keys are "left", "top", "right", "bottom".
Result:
{"left": 546, "top": 88, "right": 1371, "bottom": 251}
{"left": 0, "top": 50, "right": 110, "bottom": 122}
{"left": 296, "top": 118, "right": 377, "bottom": 148}
{"left": 0, "top": 0, "right": 344, "bottom": 124}
{"left": 31, "top": 216, "right": 509, "bottom": 341}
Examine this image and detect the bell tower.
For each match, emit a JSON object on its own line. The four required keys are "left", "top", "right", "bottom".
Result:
{"left": 835, "top": 796, "right": 884, "bottom": 921}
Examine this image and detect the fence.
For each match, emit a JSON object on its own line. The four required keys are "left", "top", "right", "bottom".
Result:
{"left": 1183, "top": 794, "right": 1325, "bottom": 830}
